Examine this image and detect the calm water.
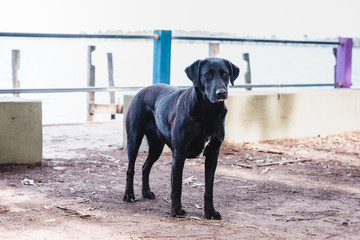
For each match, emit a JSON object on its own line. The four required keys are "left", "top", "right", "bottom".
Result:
{"left": 0, "top": 37, "right": 359, "bottom": 124}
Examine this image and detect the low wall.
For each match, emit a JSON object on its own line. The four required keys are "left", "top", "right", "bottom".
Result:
{"left": 225, "top": 89, "right": 360, "bottom": 142}
{"left": 123, "top": 95, "right": 148, "bottom": 152}
{"left": 123, "top": 89, "right": 360, "bottom": 149}
{"left": 0, "top": 97, "right": 42, "bottom": 164}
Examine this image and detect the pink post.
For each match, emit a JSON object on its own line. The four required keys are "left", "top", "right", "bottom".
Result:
{"left": 336, "top": 37, "right": 353, "bottom": 88}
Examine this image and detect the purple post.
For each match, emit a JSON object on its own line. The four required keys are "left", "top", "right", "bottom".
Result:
{"left": 336, "top": 37, "right": 353, "bottom": 88}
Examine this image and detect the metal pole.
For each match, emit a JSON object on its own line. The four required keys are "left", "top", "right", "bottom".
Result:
{"left": 0, "top": 83, "right": 340, "bottom": 94}
{"left": 153, "top": 30, "right": 172, "bottom": 84}
{"left": 230, "top": 83, "right": 339, "bottom": 88}
{"left": 336, "top": 38, "right": 353, "bottom": 88}
{"left": 0, "top": 32, "right": 340, "bottom": 46}
{"left": 0, "top": 32, "right": 156, "bottom": 40}
{"left": 173, "top": 36, "right": 340, "bottom": 46}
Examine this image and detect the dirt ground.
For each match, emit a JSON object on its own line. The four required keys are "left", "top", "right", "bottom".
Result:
{"left": 1, "top": 121, "right": 360, "bottom": 239}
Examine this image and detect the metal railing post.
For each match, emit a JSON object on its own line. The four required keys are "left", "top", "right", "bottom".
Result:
{"left": 336, "top": 37, "right": 353, "bottom": 88}
{"left": 153, "top": 30, "right": 172, "bottom": 84}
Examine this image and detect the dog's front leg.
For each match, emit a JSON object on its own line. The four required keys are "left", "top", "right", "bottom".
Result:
{"left": 171, "top": 153, "right": 186, "bottom": 217}
{"left": 203, "top": 138, "right": 222, "bottom": 220}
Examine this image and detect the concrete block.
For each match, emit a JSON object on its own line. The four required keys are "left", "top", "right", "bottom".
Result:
{"left": 123, "top": 95, "right": 148, "bottom": 152}
{"left": 225, "top": 89, "right": 360, "bottom": 143}
{"left": 0, "top": 97, "right": 42, "bottom": 164}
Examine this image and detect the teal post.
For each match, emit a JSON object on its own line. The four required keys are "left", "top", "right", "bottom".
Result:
{"left": 153, "top": 30, "right": 172, "bottom": 84}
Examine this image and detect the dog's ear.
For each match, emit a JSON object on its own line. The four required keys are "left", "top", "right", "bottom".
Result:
{"left": 227, "top": 60, "right": 240, "bottom": 86}
{"left": 185, "top": 59, "right": 202, "bottom": 87}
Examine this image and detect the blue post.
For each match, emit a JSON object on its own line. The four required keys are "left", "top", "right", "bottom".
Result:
{"left": 153, "top": 30, "right": 172, "bottom": 84}
{"left": 336, "top": 37, "right": 353, "bottom": 88}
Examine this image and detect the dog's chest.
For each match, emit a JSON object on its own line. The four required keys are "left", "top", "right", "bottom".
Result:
{"left": 186, "top": 136, "right": 209, "bottom": 158}
{"left": 185, "top": 113, "right": 223, "bottom": 158}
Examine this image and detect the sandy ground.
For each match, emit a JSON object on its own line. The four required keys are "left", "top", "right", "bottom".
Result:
{"left": 1, "top": 121, "right": 360, "bottom": 239}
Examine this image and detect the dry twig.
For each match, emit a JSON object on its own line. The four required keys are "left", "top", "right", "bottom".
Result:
{"left": 57, "top": 206, "right": 92, "bottom": 219}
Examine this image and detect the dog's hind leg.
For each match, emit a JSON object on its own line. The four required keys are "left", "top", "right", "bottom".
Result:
{"left": 123, "top": 129, "right": 144, "bottom": 202}
{"left": 142, "top": 132, "right": 164, "bottom": 199}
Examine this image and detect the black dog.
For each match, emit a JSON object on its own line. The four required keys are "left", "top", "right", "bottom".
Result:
{"left": 123, "top": 58, "right": 239, "bottom": 220}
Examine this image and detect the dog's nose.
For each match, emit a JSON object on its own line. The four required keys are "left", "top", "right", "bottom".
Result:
{"left": 216, "top": 89, "right": 227, "bottom": 99}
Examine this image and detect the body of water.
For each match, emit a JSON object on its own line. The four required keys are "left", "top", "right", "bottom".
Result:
{"left": 0, "top": 37, "right": 359, "bottom": 124}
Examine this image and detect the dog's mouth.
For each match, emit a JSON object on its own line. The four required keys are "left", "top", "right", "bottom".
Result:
{"left": 216, "top": 95, "right": 227, "bottom": 101}
{"left": 215, "top": 90, "right": 227, "bottom": 102}
{"left": 210, "top": 95, "right": 227, "bottom": 103}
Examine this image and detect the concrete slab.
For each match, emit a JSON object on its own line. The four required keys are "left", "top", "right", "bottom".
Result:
{"left": 225, "top": 89, "right": 360, "bottom": 142}
{"left": 0, "top": 97, "right": 42, "bottom": 164}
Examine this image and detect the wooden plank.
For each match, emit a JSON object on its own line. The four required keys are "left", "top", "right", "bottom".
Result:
{"left": 107, "top": 53, "right": 115, "bottom": 119}
{"left": 90, "top": 104, "right": 117, "bottom": 115}
{"left": 90, "top": 104, "right": 122, "bottom": 114}
{"left": 12, "top": 50, "right": 20, "bottom": 97}
{"left": 243, "top": 53, "right": 252, "bottom": 91}
{"left": 209, "top": 43, "right": 219, "bottom": 57}
{"left": 87, "top": 46, "right": 96, "bottom": 121}
{"left": 116, "top": 104, "right": 123, "bottom": 114}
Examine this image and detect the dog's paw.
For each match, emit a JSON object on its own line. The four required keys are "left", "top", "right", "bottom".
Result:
{"left": 142, "top": 191, "right": 156, "bottom": 199}
{"left": 123, "top": 193, "right": 135, "bottom": 202}
{"left": 171, "top": 209, "right": 187, "bottom": 218}
{"left": 205, "top": 210, "right": 222, "bottom": 220}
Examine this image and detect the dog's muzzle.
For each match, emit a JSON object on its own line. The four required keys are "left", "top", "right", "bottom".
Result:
{"left": 215, "top": 89, "right": 227, "bottom": 101}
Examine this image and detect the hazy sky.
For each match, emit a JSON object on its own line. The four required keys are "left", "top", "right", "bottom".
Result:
{"left": 1, "top": 0, "right": 359, "bottom": 39}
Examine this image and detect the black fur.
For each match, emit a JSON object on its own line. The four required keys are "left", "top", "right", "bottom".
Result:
{"left": 123, "top": 58, "right": 239, "bottom": 220}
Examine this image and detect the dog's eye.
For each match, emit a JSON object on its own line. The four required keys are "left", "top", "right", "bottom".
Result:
{"left": 222, "top": 73, "right": 229, "bottom": 79}
{"left": 205, "top": 73, "right": 212, "bottom": 78}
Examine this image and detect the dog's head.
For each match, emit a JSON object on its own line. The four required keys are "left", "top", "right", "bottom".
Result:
{"left": 185, "top": 58, "right": 240, "bottom": 103}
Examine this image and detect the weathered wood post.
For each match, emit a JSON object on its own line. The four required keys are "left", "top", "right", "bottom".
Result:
{"left": 87, "top": 46, "right": 96, "bottom": 121}
{"left": 209, "top": 43, "right": 219, "bottom": 57}
{"left": 153, "top": 30, "right": 172, "bottom": 84}
{"left": 107, "top": 52, "right": 115, "bottom": 120}
{"left": 243, "top": 53, "right": 252, "bottom": 91}
{"left": 336, "top": 37, "right": 353, "bottom": 88}
{"left": 12, "top": 50, "right": 20, "bottom": 97}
